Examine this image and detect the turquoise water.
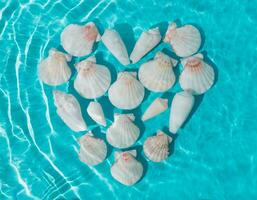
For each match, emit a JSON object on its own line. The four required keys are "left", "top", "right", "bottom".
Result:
{"left": 1, "top": 0, "right": 257, "bottom": 199}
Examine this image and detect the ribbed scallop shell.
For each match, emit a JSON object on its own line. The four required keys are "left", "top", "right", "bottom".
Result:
{"left": 179, "top": 53, "right": 215, "bottom": 94}
{"left": 61, "top": 22, "right": 100, "bottom": 57}
{"left": 87, "top": 101, "right": 106, "bottom": 126}
{"left": 107, "top": 114, "right": 140, "bottom": 148}
{"left": 138, "top": 52, "right": 177, "bottom": 92}
{"left": 108, "top": 72, "right": 145, "bottom": 110}
{"left": 142, "top": 98, "right": 168, "bottom": 121}
{"left": 38, "top": 48, "right": 71, "bottom": 86}
{"left": 164, "top": 22, "right": 201, "bottom": 57}
{"left": 74, "top": 56, "right": 111, "bottom": 99}
{"left": 79, "top": 131, "right": 107, "bottom": 166}
{"left": 130, "top": 27, "right": 161, "bottom": 63}
{"left": 101, "top": 29, "right": 130, "bottom": 65}
{"left": 53, "top": 90, "right": 87, "bottom": 132}
{"left": 143, "top": 130, "right": 172, "bottom": 162}
{"left": 169, "top": 91, "right": 195, "bottom": 133}
{"left": 111, "top": 150, "right": 143, "bottom": 186}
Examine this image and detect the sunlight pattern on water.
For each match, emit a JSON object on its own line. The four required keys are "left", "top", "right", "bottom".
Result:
{"left": 0, "top": 0, "right": 257, "bottom": 199}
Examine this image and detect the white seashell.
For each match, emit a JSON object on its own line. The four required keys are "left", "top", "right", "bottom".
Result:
{"left": 107, "top": 113, "right": 140, "bottom": 148}
{"left": 164, "top": 22, "right": 201, "bottom": 57}
{"left": 74, "top": 56, "right": 111, "bottom": 99}
{"left": 169, "top": 91, "right": 195, "bottom": 133}
{"left": 138, "top": 52, "right": 177, "bottom": 92}
{"left": 108, "top": 72, "right": 145, "bottom": 110}
{"left": 87, "top": 101, "right": 106, "bottom": 126}
{"left": 111, "top": 150, "right": 143, "bottom": 186}
{"left": 179, "top": 53, "right": 215, "bottom": 94}
{"left": 78, "top": 131, "right": 107, "bottom": 166}
{"left": 142, "top": 98, "right": 168, "bottom": 121}
{"left": 130, "top": 27, "right": 161, "bottom": 63}
{"left": 38, "top": 48, "right": 71, "bottom": 86}
{"left": 101, "top": 29, "right": 130, "bottom": 65}
{"left": 61, "top": 22, "right": 100, "bottom": 57}
{"left": 143, "top": 130, "right": 172, "bottom": 162}
{"left": 53, "top": 90, "right": 87, "bottom": 132}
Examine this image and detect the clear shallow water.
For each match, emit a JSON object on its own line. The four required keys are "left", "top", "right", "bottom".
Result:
{"left": 0, "top": 0, "right": 257, "bottom": 199}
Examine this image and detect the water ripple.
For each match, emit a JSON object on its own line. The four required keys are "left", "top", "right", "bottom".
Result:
{"left": 0, "top": 0, "right": 11, "bottom": 21}
{"left": 81, "top": 0, "right": 106, "bottom": 21}
{"left": 25, "top": 107, "right": 81, "bottom": 199}
{"left": 1, "top": 0, "right": 257, "bottom": 199}
{"left": 11, "top": 2, "right": 26, "bottom": 114}
{"left": 0, "top": 119, "right": 34, "bottom": 198}
{"left": 88, "top": 166, "right": 118, "bottom": 200}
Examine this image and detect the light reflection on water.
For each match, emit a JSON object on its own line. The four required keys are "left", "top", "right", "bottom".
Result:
{"left": 0, "top": 0, "right": 257, "bottom": 199}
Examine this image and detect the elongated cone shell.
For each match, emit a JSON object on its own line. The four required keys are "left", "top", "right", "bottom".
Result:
{"left": 142, "top": 98, "right": 168, "bottom": 121}
{"left": 87, "top": 101, "right": 106, "bottom": 126}
{"left": 101, "top": 29, "right": 130, "bottom": 65}
{"left": 164, "top": 22, "right": 201, "bottom": 57}
{"left": 179, "top": 53, "right": 215, "bottom": 95}
{"left": 61, "top": 22, "right": 100, "bottom": 56}
{"left": 138, "top": 52, "right": 177, "bottom": 92}
{"left": 169, "top": 91, "right": 195, "bottom": 133}
{"left": 107, "top": 114, "right": 140, "bottom": 148}
{"left": 143, "top": 130, "right": 172, "bottom": 162}
{"left": 130, "top": 27, "right": 161, "bottom": 63}
{"left": 74, "top": 56, "right": 111, "bottom": 99}
{"left": 53, "top": 90, "right": 87, "bottom": 132}
{"left": 111, "top": 150, "right": 143, "bottom": 186}
{"left": 38, "top": 48, "right": 71, "bottom": 86}
{"left": 108, "top": 72, "right": 145, "bottom": 110}
{"left": 79, "top": 131, "right": 107, "bottom": 166}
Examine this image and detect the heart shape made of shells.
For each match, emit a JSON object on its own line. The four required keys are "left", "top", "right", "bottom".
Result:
{"left": 38, "top": 21, "right": 215, "bottom": 186}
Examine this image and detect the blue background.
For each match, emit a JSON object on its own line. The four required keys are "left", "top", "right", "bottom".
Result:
{"left": 0, "top": 0, "right": 257, "bottom": 199}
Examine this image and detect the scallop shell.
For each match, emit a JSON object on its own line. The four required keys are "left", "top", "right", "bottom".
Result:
{"left": 111, "top": 150, "right": 143, "bottom": 186}
{"left": 38, "top": 48, "right": 71, "bottom": 86}
{"left": 179, "top": 53, "right": 215, "bottom": 95}
{"left": 74, "top": 56, "right": 111, "bottom": 99}
{"left": 108, "top": 71, "right": 145, "bottom": 110}
{"left": 87, "top": 101, "right": 106, "bottom": 126}
{"left": 169, "top": 91, "right": 195, "bottom": 133}
{"left": 61, "top": 22, "right": 100, "bottom": 57}
{"left": 138, "top": 52, "right": 177, "bottom": 92}
{"left": 53, "top": 90, "right": 87, "bottom": 132}
{"left": 101, "top": 29, "right": 130, "bottom": 65}
{"left": 143, "top": 130, "right": 172, "bottom": 162}
{"left": 164, "top": 22, "right": 201, "bottom": 57}
{"left": 130, "top": 27, "right": 161, "bottom": 63}
{"left": 79, "top": 131, "right": 107, "bottom": 166}
{"left": 107, "top": 114, "right": 140, "bottom": 148}
{"left": 142, "top": 98, "right": 168, "bottom": 121}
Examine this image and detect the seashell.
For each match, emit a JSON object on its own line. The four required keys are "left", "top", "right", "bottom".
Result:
{"left": 169, "top": 91, "right": 195, "bottom": 133}
{"left": 87, "top": 101, "right": 106, "bottom": 126}
{"left": 38, "top": 48, "right": 71, "bottom": 86}
{"left": 130, "top": 27, "right": 161, "bottom": 63}
{"left": 107, "top": 113, "right": 140, "bottom": 148}
{"left": 179, "top": 53, "right": 215, "bottom": 95}
{"left": 61, "top": 22, "right": 100, "bottom": 57}
{"left": 53, "top": 90, "right": 87, "bottom": 132}
{"left": 78, "top": 131, "right": 107, "bottom": 166}
{"left": 101, "top": 29, "right": 130, "bottom": 65}
{"left": 138, "top": 52, "right": 177, "bottom": 92}
{"left": 108, "top": 71, "right": 145, "bottom": 110}
{"left": 143, "top": 130, "right": 172, "bottom": 162}
{"left": 164, "top": 22, "right": 201, "bottom": 57}
{"left": 74, "top": 56, "right": 111, "bottom": 99}
{"left": 111, "top": 150, "right": 143, "bottom": 186}
{"left": 142, "top": 98, "right": 168, "bottom": 121}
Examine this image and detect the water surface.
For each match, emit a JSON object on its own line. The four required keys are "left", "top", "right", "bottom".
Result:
{"left": 0, "top": 0, "right": 257, "bottom": 199}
